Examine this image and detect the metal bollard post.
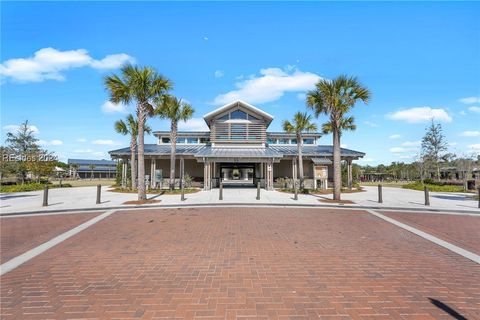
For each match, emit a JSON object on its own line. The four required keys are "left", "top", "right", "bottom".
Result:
{"left": 378, "top": 184, "right": 383, "bottom": 203}
{"left": 96, "top": 184, "right": 101, "bottom": 204}
{"left": 42, "top": 185, "right": 49, "bottom": 207}
{"left": 219, "top": 181, "right": 223, "bottom": 200}
{"left": 294, "top": 180, "right": 298, "bottom": 201}
{"left": 181, "top": 179, "right": 185, "bottom": 201}
{"left": 424, "top": 186, "right": 430, "bottom": 206}
{"left": 256, "top": 182, "right": 260, "bottom": 200}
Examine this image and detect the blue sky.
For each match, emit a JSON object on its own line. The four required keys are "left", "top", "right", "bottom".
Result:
{"left": 1, "top": 1, "right": 479, "bottom": 165}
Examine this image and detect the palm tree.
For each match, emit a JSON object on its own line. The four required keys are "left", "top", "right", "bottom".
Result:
{"left": 105, "top": 65, "right": 171, "bottom": 200}
{"left": 114, "top": 114, "right": 152, "bottom": 189}
{"left": 88, "top": 164, "right": 95, "bottom": 180}
{"left": 154, "top": 95, "right": 194, "bottom": 190}
{"left": 307, "top": 75, "right": 370, "bottom": 200}
{"left": 282, "top": 112, "right": 317, "bottom": 189}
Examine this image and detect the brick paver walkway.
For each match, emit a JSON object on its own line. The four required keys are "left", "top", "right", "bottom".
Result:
{"left": 1, "top": 208, "right": 479, "bottom": 319}
{"left": 381, "top": 211, "right": 480, "bottom": 256}
{"left": 0, "top": 211, "right": 103, "bottom": 263}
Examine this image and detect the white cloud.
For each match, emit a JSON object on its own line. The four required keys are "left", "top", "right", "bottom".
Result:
{"left": 401, "top": 140, "right": 421, "bottom": 147}
{"left": 389, "top": 134, "right": 401, "bottom": 139}
{"left": 214, "top": 70, "right": 224, "bottom": 78}
{"left": 0, "top": 47, "right": 134, "bottom": 83}
{"left": 449, "top": 142, "right": 458, "bottom": 146}
{"left": 76, "top": 138, "right": 87, "bottom": 142}
{"left": 73, "top": 149, "right": 93, "bottom": 153}
{"left": 178, "top": 118, "right": 209, "bottom": 131}
{"left": 358, "top": 157, "right": 375, "bottom": 162}
{"left": 213, "top": 67, "right": 321, "bottom": 105}
{"left": 363, "top": 120, "right": 378, "bottom": 128}
{"left": 203, "top": 36, "right": 209, "bottom": 41}
{"left": 3, "top": 124, "right": 39, "bottom": 134}
{"left": 101, "top": 101, "right": 128, "bottom": 114}
{"left": 459, "top": 97, "right": 480, "bottom": 104}
{"left": 398, "top": 155, "right": 414, "bottom": 159}
{"left": 387, "top": 107, "right": 452, "bottom": 123}
{"left": 460, "top": 131, "right": 480, "bottom": 137}
{"left": 340, "top": 144, "right": 348, "bottom": 148}
{"left": 92, "top": 139, "right": 119, "bottom": 145}
{"left": 90, "top": 54, "right": 134, "bottom": 69}
{"left": 468, "top": 144, "right": 480, "bottom": 152}
{"left": 468, "top": 106, "right": 480, "bottom": 113}
{"left": 390, "top": 147, "right": 408, "bottom": 153}
{"left": 38, "top": 139, "right": 63, "bottom": 146}
{"left": 459, "top": 110, "right": 467, "bottom": 116}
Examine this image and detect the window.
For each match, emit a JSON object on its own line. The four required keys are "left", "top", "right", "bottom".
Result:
{"left": 290, "top": 139, "right": 297, "bottom": 144}
{"left": 230, "top": 124, "right": 246, "bottom": 140}
{"left": 267, "top": 138, "right": 277, "bottom": 144}
{"left": 248, "top": 114, "right": 259, "bottom": 120}
{"left": 303, "top": 138, "right": 314, "bottom": 144}
{"left": 230, "top": 110, "right": 247, "bottom": 120}
{"left": 161, "top": 137, "right": 170, "bottom": 144}
{"left": 176, "top": 138, "right": 186, "bottom": 143}
{"left": 278, "top": 138, "right": 289, "bottom": 144}
{"left": 199, "top": 137, "right": 209, "bottom": 143}
{"left": 186, "top": 137, "right": 198, "bottom": 144}
{"left": 219, "top": 114, "right": 229, "bottom": 120}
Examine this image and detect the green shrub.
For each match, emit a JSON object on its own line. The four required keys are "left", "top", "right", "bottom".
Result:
{"left": 402, "top": 182, "right": 465, "bottom": 192}
{"left": 0, "top": 183, "right": 72, "bottom": 193}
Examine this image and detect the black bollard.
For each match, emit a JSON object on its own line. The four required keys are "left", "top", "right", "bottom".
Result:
{"left": 219, "top": 181, "right": 223, "bottom": 200}
{"left": 42, "top": 185, "right": 49, "bottom": 207}
{"left": 378, "top": 184, "right": 383, "bottom": 203}
{"left": 256, "top": 182, "right": 260, "bottom": 200}
{"left": 294, "top": 180, "right": 298, "bottom": 201}
{"left": 477, "top": 187, "right": 479, "bottom": 209}
{"left": 424, "top": 186, "right": 430, "bottom": 206}
{"left": 96, "top": 184, "right": 101, "bottom": 204}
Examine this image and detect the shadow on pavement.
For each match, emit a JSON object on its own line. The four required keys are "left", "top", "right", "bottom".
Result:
{"left": 0, "top": 194, "right": 37, "bottom": 201}
{"left": 429, "top": 298, "right": 467, "bottom": 320}
{"left": 432, "top": 194, "right": 472, "bottom": 201}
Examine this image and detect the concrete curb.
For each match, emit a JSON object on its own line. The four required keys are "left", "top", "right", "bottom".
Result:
{"left": 1, "top": 202, "right": 479, "bottom": 217}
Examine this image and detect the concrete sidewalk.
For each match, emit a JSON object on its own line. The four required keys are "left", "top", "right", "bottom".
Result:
{"left": 1, "top": 185, "right": 478, "bottom": 215}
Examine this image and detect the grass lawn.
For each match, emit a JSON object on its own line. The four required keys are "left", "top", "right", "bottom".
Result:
{"left": 402, "top": 182, "right": 468, "bottom": 193}
{"left": 360, "top": 181, "right": 409, "bottom": 188}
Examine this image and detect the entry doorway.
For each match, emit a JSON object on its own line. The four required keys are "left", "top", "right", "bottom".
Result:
{"left": 219, "top": 163, "right": 255, "bottom": 188}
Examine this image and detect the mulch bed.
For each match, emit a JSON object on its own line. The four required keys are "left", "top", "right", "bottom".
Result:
{"left": 123, "top": 199, "right": 161, "bottom": 205}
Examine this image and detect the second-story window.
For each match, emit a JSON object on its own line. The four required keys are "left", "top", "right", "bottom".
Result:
{"left": 186, "top": 137, "right": 198, "bottom": 144}
{"left": 161, "top": 137, "right": 170, "bottom": 143}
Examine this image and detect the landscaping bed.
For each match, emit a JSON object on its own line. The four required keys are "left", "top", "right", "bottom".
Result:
{"left": 108, "top": 187, "right": 201, "bottom": 195}
{"left": 402, "top": 182, "right": 467, "bottom": 193}
{"left": 0, "top": 183, "right": 72, "bottom": 193}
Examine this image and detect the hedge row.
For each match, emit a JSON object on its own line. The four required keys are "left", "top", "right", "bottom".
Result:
{"left": 0, "top": 183, "right": 72, "bottom": 193}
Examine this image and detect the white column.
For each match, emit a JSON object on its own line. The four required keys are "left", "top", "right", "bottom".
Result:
{"left": 313, "top": 163, "right": 317, "bottom": 189}
{"left": 152, "top": 159, "right": 156, "bottom": 188}
{"left": 122, "top": 160, "right": 127, "bottom": 188}
{"left": 347, "top": 159, "right": 353, "bottom": 190}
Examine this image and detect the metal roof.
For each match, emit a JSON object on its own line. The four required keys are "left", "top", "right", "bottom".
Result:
{"left": 270, "top": 145, "right": 365, "bottom": 158}
{"left": 311, "top": 158, "right": 333, "bottom": 165}
{"left": 109, "top": 144, "right": 365, "bottom": 159}
{"left": 194, "top": 146, "right": 283, "bottom": 158}
{"left": 68, "top": 159, "right": 116, "bottom": 165}
{"left": 109, "top": 144, "right": 206, "bottom": 157}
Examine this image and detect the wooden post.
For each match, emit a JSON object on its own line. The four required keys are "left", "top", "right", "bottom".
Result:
{"left": 424, "top": 186, "right": 430, "bottom": 206}
{"left": 256, "top": 182, "right": 260, "bottom": 200}
{"left": 96, "top": 184, "right": 101, "bottom": 204}
{"left": 42, "top": 185, "right": 49, "bottom": 207}
{"left": 219, "top": 181, "right": 223, "bottom": 200}
{"left": 378, "top": 184, "right": 383, "bottom": 203}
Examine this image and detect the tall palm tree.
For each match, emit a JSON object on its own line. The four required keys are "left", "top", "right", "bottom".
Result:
{"left": 114, "top": 114, "right": 152, "bottom": 189}
{"left": 282, "top": 112, "right": 317, "bottom": 189}
{"left": 105, "top": 65, "right": 171, "bottom": 200}
{"left": 154, "top": 95, "right": 194, "bottom": 190}
{"left": 307, "top": 75, "right": 370, "bottom": 200}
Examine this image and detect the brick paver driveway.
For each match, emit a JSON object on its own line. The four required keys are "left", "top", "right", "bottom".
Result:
{"left": 1, "top": 207, "right": 479, "bottom": 319}
{"left": 0, "top": 211, "right": 103, "bottom": 263}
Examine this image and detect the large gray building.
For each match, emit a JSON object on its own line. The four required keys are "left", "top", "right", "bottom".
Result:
{"left": 109, "top": 100, "right": 365, "bottom": 189}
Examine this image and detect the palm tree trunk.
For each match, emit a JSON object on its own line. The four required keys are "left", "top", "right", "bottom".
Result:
{"left": 130, "top": 138, "right": 136, "bottom": 190}
{"left": 137, "top": 103, "right": 147, "bottom": 200}
{"left": 333, "top": 128, "right": 341, "bottom": 200}
{"left": 169, "top": 122, "right": 177, "bottom": 190}
{"left": 297, "top": 133, "right": 304, "bottom": 189}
